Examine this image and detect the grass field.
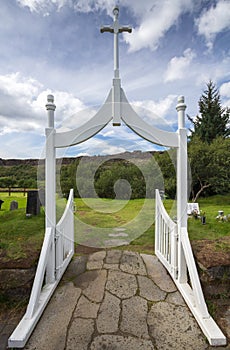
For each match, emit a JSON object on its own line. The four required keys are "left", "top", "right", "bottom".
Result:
{"left": 0, "top": 192, "right": 229, "bottom": 261}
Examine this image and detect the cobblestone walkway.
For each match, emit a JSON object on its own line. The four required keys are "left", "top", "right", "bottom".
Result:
{"left": 24, "top": 250, "right": 227, "bottom": 350}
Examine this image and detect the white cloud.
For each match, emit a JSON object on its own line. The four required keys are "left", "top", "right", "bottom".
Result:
{"left": 132, "top": 95, "right": 177, "bottom": 126}
{"left": 220, "top": 81, "right": 230, "bottom": 109}
{"left": 0, "top": 72, "right": 87, "bottom": 135}
{"left": 164, "top": 48, "right": 196, "bottom": 82}
{"left": 16, "top": 0, "right": 193, "bottom": 52}
{"left": 220, "top": 81, "right": 230, "bottom": 97}
{"left": 196, "top": 0, "right": 230, "bottom": 50}
{"left": 16, "top": 0, "right": 66, "bottom": 14}
{"left": 123, "top": 0, "right": 193, "bottom": 52}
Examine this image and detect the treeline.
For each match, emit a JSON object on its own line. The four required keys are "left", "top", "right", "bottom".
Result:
{"left": 0, "top": 164, "right": 38, "bottom": 194}
{"left": 59, "top": 152, "right": 176, "bottom": 199}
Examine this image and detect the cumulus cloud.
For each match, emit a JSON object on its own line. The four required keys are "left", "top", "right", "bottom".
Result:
{"left": 0, "top": 72, "right": 87, "bottom": 135}
{"left": 196, "top": 0, "right": 230, "bottom": 50}
{"left": 123, "top": 0, "right": 193, "bottom": 52}
{"left": 16, "top": 0, "right": 193, "bottom": 52}
{"left": 164, "top": 48, "right": 196, "bottom": 82}
{"left": 16, "top": 0, "right": 66, "bottom": 14}
{"left": 220, "top": 81, "right": 230, "bottom": 108}
{"left": 131, "top": 95, "right": 178, "bottom": 130}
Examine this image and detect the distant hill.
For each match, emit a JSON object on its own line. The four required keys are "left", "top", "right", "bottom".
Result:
{"left": 0, "top": 151, "right": 159, "bottom": 167}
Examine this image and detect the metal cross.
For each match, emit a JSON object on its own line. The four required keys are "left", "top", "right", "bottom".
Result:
{"left": 101, "top": 6, "right": 132, "bottom": 78}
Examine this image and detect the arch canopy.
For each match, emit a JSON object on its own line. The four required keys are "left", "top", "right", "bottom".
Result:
{"left": 54, "top": 88, "right": 179, "bottom": 149}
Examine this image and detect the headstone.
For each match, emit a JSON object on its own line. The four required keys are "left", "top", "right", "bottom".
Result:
{"left": 10, "top": 200, "right": 18, "bottom": 211}
{"left": 187, "top": 203, "right": 200, "bottom": 216}
{"left": 26, "top": 190, "right": 40, "bottom": 215}
{"left": 0, "top": 199, "right": 4, "bottom": 209}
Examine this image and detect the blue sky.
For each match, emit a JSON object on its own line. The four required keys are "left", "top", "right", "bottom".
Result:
{"left": 0, "top": 0, "right": 229, "bottom": 159}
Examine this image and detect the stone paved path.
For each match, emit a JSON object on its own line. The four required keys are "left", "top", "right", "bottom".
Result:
{"left": 24, "top": 250, "right": 228, "bottom": 350}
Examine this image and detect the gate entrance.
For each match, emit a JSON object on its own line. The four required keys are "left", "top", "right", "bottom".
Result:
{"left": 9, "top": 7, "right": 226, "bottom": 348}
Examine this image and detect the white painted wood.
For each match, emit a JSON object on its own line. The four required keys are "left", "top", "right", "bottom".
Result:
{"left": 121, "top": 90, "right": 179, "bottom": 147}
{"left": 54, "top": 90, "right": 113, "bottom": 148}
{"left": 8, "top": 190, "right": 74, "bottom": 348}
{"left": 155, "top": 189, "right": 226, "bottom": 346}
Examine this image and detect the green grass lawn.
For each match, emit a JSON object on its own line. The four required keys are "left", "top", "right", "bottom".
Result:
{"left": 0, "top": 192, "right": 229, "bottom": 261}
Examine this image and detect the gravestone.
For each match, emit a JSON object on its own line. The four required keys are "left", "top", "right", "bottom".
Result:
{"left": 26, "top": 190, "right": 40, "bottom": 215}
{"left": 10, "top": 200, "right": 18, "bottom": 211}
{"left": 0, "top": 199, "right": 4, "bottom": 209}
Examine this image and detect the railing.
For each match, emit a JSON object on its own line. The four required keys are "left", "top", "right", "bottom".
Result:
{"left": 56, "top": 188, "right": 75, "bottom": 280}
{"left": 8, "top": 189, "right": 74, "bottom": 348}
{"left": 155, "top": 189, "right": 178, "bottom": 279}
{"left": 155, "top": 189, "right": 226, "bottom": 346}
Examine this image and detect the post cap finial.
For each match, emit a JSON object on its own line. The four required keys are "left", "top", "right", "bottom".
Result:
{"left": 47, "top": 94, "right": 54, "bottom": 103}
{"left": 178, "top": 95, "right": 184, "bottom": 103}
{"left": 113, "top": 6, "right": 119, "bottom": 17}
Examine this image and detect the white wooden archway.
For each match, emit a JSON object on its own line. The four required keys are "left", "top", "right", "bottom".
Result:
{"left": 9, "top": 6, "right": 226, "bottom": 348}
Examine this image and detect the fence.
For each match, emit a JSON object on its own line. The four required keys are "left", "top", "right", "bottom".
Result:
{"left": 8, "top": 189, "right": 74, "bottom": 348}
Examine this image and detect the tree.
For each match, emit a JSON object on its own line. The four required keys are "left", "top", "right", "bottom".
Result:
{"left": 0, "top": 177, "right": 16, "bottom": 196}
{"left": 188, "top": 136, "right": 230, "bottom": 201}
{"left": 188, "top": 80, "right": 229, "bottom": 143}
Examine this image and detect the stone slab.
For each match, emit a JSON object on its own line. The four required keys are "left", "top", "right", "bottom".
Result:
{"left": 105, "top": 250, "right": 122, "bottom": 264}
{"left": 121, "top": 296, "right": 149, "bottom": 339}
{"left": 90, "top": 335, "right": 155, "bottom": 350}
{"left": 141, "top": 253, "right": 177, "bottom": 292}
{"left": 87, "top": 251, "right": 106, "bottom": 270}
{"left": 165, "top": 291, "right": 186, "bottom": 306}
{"left": 137, "top": 275, "right": 166, "bottom": 302}
{"left": 147, "top": 301, "right": 207, "bottom": 350}
{"left": 82, "top": 270, "right": 107, "bottom": 302}
{"left": 66, "top": 318, "right": 94, "bottom": 350}
{"left": 25, "top": 283, "right": 81, "bottom": 350}
{"left": 120, "top": 251, "right": 147, "bottom": 275}
{"left": 74, "top": 295, "right": 100, "bottom": 318}
{"left": 106, "top": 270, "right": 137, "bottom": 299}
{"left": 96, "top": 291, "right": 120, "bottom": 333}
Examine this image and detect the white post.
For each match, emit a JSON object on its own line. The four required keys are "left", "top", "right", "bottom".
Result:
{"left": 176, "top": 95, "right": 187, "bottom": 283}
{"left": 45, "top": 95, "right": 56, "bottom": 283}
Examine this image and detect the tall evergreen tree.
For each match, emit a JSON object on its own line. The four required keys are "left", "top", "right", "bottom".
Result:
{"left": 188, "top": 80, "right": 229, "bottom": 143}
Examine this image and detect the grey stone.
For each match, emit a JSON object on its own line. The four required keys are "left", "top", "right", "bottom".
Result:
{"left": 10, "top": 200, "right": 18, "bottom": 211}
{"left": 121, "top": 296, "right": 149, "bottom": 339}
{"left": 106, "top": 270, "right": 137, "bottom": 299}
{"left": 66, "top": 318, "right": 94, "bottom": 350}
{"left": 141, "top": 254, "right": 177, "bottom": 292}
{"left": 137, "top": 275, "right": 166, "bottom": 301}
{"left": 147, "top": 301, "right": 207, "bottom": 350}
{"left": 82, "top": 270, "right": 107, "bottom": 302}
{"left": 74, "top": 295, "right": 99, "bottom": 318}
{"left": 166, "top": 291, "right": 186, "bottom": 306}
{"left": 25, "top": 283, "right": 81, "bottom": 350}
{"left": 120, "top": 251, "right": 147, "bottom": 275}
{"left": 96, "top": 292, "right": 120, "bottom": 333}
{"left": 105, "top": 250, "right": 122, "bottom": 264}
{"left": 63, "top": 256, "right": 87, "bottom": 282}
{"left": 90, "top": 335, "right": 155, "bottom": 350}
{"left": 103, "top": 263, "right": 119, "bottom": 270}
{"left": 87, "top": 251, "right": 106, "bottom": 270}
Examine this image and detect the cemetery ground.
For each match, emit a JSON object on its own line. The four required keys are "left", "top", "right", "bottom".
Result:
{"left": 0, "top": 192, "right": 229, "bottom": 347}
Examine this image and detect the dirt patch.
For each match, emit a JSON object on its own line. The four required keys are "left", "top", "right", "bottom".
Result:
{"left": 192, "top": 236, "right": 230, "bottom": 269}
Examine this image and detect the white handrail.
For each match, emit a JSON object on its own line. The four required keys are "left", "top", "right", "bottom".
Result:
{"left": 155, "top": 189, "right": 226, "bottom": 346}
{"left": 8, "top": 189, "right": 74, "bottom": 348}
{"left": 26, "top": 227, "right": 53, "bottom": 318}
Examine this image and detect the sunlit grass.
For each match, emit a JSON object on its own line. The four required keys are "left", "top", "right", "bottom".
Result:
{"left": 0, "top": 192, "right": 229, "bottom": 260}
